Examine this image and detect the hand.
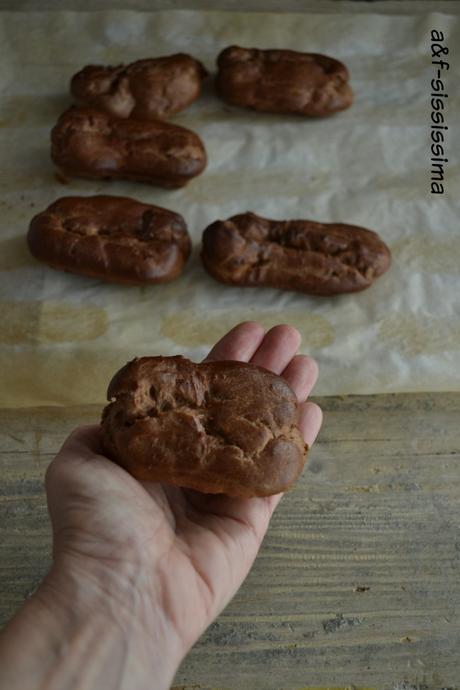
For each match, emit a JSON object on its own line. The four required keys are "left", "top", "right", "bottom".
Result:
{"left": 0, "top": 322, "right": 322, "bottom": 690}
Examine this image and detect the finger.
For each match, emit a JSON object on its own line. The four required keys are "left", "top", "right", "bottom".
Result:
{"left": 48, "top": 424, "right": 136, "bottom": 495}
{"left": 281, "top": 355, "right": 319, "bottom": 402}
{"left": 46, "top": 425, "right": 107, "bottom": 490}
{"left": 298, "top": 402, "right": 323, "bottom": 447}
{"left": 184, "top": 489, "right": 278, "bottom": 544}
{"left": 250, "top": 324, "right": 301, "bottom": 374}
{"left": 263, "top": 405, "right": 322, "bottom": 513}
{"left": 263, "top": 492, "right": 284, "bottom": 516}
{"left": 56, "top": 424, "right": 104, "bottom": 459}
{"left": 204, "top": 321, "right": 265, "bottom": 363}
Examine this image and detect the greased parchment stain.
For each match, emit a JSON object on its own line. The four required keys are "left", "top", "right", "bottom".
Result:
{"left": 0, "top": 236, "right": 36, "bottom": 271}
{"left": 378, "top": 314, "right": 460, "bottom": 356}
{"left": 392, "top": 235, "right": 460, "bottom": 273}
{"left": 0, "top": 95, "right": 69, "bottom": 129}
{"left": 0, "top": 300, "right": 108, "bottom": 345}
{"left": 183, "top": 170, "right": 328, "bottom": 203}
{"left": 161, "top": 309, "right": 334, "bottom": 349}
{"left": 0, "top": 350, "right": 123, "bottom": 407}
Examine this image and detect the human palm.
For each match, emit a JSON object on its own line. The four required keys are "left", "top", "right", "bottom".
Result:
{"left": 45, "top": 322, "right": 322, "bottom": 654}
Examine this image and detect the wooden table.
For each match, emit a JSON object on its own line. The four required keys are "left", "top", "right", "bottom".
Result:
{"left": 1, "top": 393, "right": 459, "bottom": 689}
{"left": 7, "top": 0, "right": 460, "bottom": 14}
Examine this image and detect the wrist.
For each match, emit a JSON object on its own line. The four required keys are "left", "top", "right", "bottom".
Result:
{"left": 45, "top": 553, "right": 185, "bottom": 685}
{"left": 0, "top": 553, "right": 185, "bottom": 690}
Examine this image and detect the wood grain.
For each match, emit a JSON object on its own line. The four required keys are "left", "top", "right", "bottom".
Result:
{"left": 1, "top": 394, "right": 459, "bottom": 689}
{"left": 5, "top": 1, "right": 460, "bottom": 14}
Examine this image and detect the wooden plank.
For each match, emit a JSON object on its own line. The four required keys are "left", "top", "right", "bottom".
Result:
{"left": 1, "top": 395, "right": 459, "bottom": 689}
{"left": 5, "top": 1, "right": 460, "bottom": 14}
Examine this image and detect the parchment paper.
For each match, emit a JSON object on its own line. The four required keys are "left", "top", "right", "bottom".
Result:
{"left": 0, "top": 8, "right": 459, "bottom": 407}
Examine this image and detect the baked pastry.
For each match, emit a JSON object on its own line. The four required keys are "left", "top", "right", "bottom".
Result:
{"left": 27, "top": 195, "right": 191, "bottom": 284}
{"left": 201, "top": 212, "right": 391, "bottom": 295}
{"left": 101, "top": 356, "right": 307, "bottom": 497}
{"left": 216, "top": 46, "right": 352, "bottom": 116}
{"left": 51, "top": 107, "right": 207, "bottom": 188}
{"left": 71, "top": 54, "right": 208, "bottom": 119}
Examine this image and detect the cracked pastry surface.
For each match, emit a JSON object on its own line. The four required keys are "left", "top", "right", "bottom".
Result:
{"left": 201, "top": 212, "right": 391, "bottom": 295}
{"left": 71, "top": 54, "right": 208, "bottom": 120}
{"left": 51, "top": 107, "right": 207, "bottom": 188}
{"left": 27, "top": 195, "right": 191, "bottom": 284}
{"left": 216, "top": 46, "right": 353, "bottom": 116}
{"left": 101, "top": 356, "right": 307, "bottom": 497}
